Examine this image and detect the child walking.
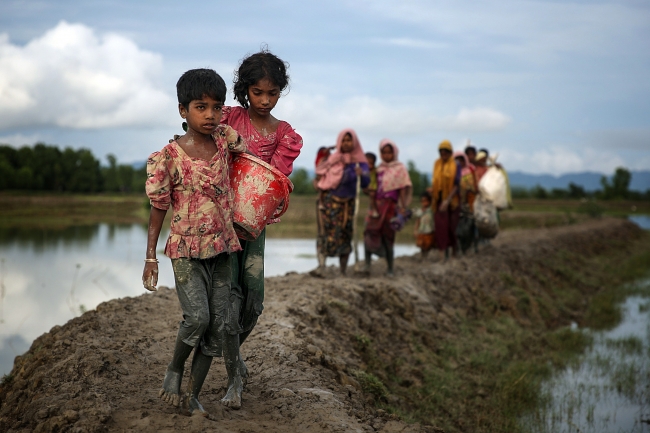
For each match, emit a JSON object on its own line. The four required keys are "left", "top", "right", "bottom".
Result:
{"left": 219, "top": 50, "right": 303, "bottom": 379}
{"left": 413, "top": 191, "right": 435, "bottom": 260}
{"left": 364, "top": 152, "right": 379, "bottom": 217}
{"left": 143, "top": 69, "right": 247, "bottom": 415}
{"left": 363, "top": 139, "right": 412, "bottom": 276}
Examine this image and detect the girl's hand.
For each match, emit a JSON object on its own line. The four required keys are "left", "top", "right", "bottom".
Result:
{"left": 439, "top": 200, "right": 449, "bottom": 213}
{"left": 142, "top": 263, "right": 159, "bottom": 291}
{"left": 354, "top": 165, "right": 363, "bottom": 176}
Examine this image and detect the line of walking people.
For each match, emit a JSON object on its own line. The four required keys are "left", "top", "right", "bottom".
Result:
{"left": 310, "top": 129, "right": 503, "bottom": 277}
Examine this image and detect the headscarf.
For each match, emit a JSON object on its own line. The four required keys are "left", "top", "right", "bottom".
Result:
{"left": 377, "top": 139, "right": 412, "bottom": 194}
{"left": 316, "top": 129, "right": 367, "bottom": 190}
{"left": 432, "top": 140, "right": 459, "bottom": 208}
{"left": 453, "top": 151, "right": 474, "bottom": 177}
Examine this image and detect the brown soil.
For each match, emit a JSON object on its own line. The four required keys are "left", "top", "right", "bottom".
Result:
{"left": 0, "top": 218, "right": 642, "bottom": 433}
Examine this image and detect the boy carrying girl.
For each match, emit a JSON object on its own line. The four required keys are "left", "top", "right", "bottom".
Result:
{"left": 142, "top": 69, "right": 246, "bottom": 415}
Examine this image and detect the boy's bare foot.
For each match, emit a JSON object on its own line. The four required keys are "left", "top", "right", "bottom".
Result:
{"left": 221, "top": 375, "right": 243, "bottom": 410}
{"left": 159, "top": 367, "right": 183, "bottom": 407}
{"left": 185, "top": 394, "right": 209, "bottom": 417}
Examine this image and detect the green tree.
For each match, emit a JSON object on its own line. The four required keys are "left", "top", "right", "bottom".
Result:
{"left": 567, "top": 182, "right": 586, "bottom": 199}
{"left": 531, "top": 185, "right": 548, "bottom": 199}
{"left": 600, "top": 167, "right": 631, "bottom": 199}
{"left": 408, "top": 161, "right": 429, "bottom": 198}
{"left": 288, "top": 168, "right": 315, "bottom": 194}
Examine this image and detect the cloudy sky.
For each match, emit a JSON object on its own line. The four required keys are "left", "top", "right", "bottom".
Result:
{"left": 0, "top": 0, "right": 648, "bottom": 175}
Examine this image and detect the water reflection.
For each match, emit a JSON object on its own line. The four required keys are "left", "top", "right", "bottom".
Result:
{"left": 629, "top": 215, "right": 650, "bottom": 230}
{"left": 522, "top": 280, "right": 650, "bottom": 432}
{"left": 0, "top": 224, "right": 418, "bottom": 376}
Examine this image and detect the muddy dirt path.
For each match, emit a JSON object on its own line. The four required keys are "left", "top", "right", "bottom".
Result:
{"left": 0, "top": 219, "right": 642, "bottom": 433}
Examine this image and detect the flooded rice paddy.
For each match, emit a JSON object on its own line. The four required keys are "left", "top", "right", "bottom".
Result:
{"left": 522, "top": 280, "right": 650, "bottom": 433}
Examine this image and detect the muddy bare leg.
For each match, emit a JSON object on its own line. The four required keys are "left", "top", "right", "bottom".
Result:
{"left": 182, "top": 347, "right": 213, "bottom": 416}
{"left": 159, "top": 334, "right": 193, "bottom": 407}
{"left": 339, "top": 253, "right": 349, "bottom": 275}
{"left": 221, "top": 331, "right": 243, "bottom": 409}
{"left": 385, "top": 243, "right": 394, "bottom": 276}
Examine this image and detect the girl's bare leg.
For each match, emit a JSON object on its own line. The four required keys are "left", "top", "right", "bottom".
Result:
{"left": 221, "top": 331, "right": 243, "bottom": 409}
{"left": 184, "top": 347, "right": 213, "bottom": 416}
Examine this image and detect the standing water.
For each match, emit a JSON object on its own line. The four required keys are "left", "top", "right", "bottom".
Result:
{"left": 521, "top": 280, "right": 650, "bottom": 433}
{"left": 0, "top": 224, "right": 418, "bottom": 376}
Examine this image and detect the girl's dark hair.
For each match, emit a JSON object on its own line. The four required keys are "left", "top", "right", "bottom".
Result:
{"left": 420, "top": 191, "right": 432, "bottom": 201}
{"left": 233, "top": 49, "right": 290, "bottom": 108}
{"left": 465, "top": 145, "right": 477, "bottom": 155}
{"left": 177, "top": 69, "right": 226, "bottom": 109}
{"left": 365, "top": 152, "right": 376, "bottom": 163}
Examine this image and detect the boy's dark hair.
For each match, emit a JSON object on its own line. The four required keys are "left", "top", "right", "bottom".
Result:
{"left": 465, "top": 145, "right": 476, "bottom": 155}
{"left": 420, "top": 191, "right": 432, "bottom": 201}
{"left": 365, "top": 152, "right": 376, "bottom": 163}
{"left": 479, "top": 148, "right": 490, "bottom": 157}
{"left": 233, "top": 49, "right": 290, "bottom": 108}
{"left": 177, "top": 69, "right": 226, "bottom": 109}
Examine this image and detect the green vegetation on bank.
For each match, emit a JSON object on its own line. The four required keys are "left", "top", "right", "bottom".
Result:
{"left": 354, "top": 230, "right": 650, "bottom": 433}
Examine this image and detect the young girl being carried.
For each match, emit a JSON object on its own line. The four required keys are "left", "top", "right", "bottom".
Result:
{"left": 363, "top": 139, "right": 412, "bottom": 276}
{"left": 143, "top": 69, "right": 246, "bottom": 415}
{"left": 219, "top": 50, "right": 303, "bottom": 387}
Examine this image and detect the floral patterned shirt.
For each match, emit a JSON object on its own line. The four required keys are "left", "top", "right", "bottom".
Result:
{"left": 146, "top": 125, "right": 246, "bottom": 259}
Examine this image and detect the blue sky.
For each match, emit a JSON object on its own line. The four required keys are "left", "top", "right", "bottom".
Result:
{"left": 0, "top": 0, "right": 649, "bottom": 176}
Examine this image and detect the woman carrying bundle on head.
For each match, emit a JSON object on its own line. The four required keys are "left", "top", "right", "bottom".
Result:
{"left": 312, "top": 129, "right": 370, "bottom": 277}
{"left": 363, "top": 139, "right": 412, "bottom": 276}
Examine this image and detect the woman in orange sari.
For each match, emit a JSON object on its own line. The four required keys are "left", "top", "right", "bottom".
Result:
{"left": 431, "top": 140, "right": 461, "bottom": 259}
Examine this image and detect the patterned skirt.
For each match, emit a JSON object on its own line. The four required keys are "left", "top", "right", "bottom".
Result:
{"left": 317, "top": 191, "right": 355, "bottom": 257}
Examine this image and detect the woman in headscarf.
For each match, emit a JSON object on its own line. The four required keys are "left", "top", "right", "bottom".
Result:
{"left": 432, "top": 140, "right": 461, "bottom": 259}
{"left": 454, "top": 151, "right": 478, "bottom": 254}
{"left": 312, "top": 129, "right": 370, "bottom": 276}
{"left": 364, "top": 139, "right": 412, "bottom": 276}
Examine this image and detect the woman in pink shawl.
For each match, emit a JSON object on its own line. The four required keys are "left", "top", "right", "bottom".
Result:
{"left": 311, "top": 129, "right": 370, "bottom": 276}
{"left": 363, "top": 139, "right": 412, "bottom": 276}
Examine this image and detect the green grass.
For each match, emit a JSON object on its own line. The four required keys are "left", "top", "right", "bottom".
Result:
{"left": 352, "top": 231, "right": 650, "bottom": 433}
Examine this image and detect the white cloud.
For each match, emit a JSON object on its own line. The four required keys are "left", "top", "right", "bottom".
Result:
{"left": 499, "top": 146, "right": 628, "bottom": 176}
{"left": 0, "top": 21, "right": 174, "bottom": 130}
{"left": 275, "top": 93, "right": 510, "bottom": 134}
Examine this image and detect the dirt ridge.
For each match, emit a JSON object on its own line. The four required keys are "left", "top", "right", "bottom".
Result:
{"left": 0, "top": 218, "right": 641, "bottom": 432}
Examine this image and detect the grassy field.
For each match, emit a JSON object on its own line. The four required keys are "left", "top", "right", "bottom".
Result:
{"left": 0, "top": 192, "right": 646, "bottom": 242}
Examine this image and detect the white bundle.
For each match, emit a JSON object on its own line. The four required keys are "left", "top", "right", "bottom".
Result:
{"left": 478, "top": 166, "right": 509, "bottom": 210}
{"left": 473, "top": 195, "right": 499, "bottom": 239}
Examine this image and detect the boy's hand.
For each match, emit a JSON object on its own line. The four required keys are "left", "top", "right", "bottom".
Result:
{"left": 142, "top": 263, "right": 159, "bottom": 291}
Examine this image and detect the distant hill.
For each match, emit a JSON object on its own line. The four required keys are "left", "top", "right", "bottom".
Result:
{"left": 507, "top": 170, "right": 650, "bottom": 192}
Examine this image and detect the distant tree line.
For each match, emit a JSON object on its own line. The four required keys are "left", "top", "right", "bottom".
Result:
{"left": 0, "top": 143, "right": 146, "bottom": 193}
{"left": 511, "top": 168, "right": 650, "bottom": 201}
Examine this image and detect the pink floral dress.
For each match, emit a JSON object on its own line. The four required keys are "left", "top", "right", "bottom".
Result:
{"left": 146, "top": 125, "right": 247, "bottom": 259}
{"left": 220, "top": 106, "right": 302, "bottom": 177}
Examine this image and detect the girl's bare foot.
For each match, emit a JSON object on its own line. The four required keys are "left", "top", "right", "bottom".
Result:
{"left": 159, "top": 367, "right": 183, "bottom": 407}
{"left": 221, "top": 375, "right": 243, "bottom": 409}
